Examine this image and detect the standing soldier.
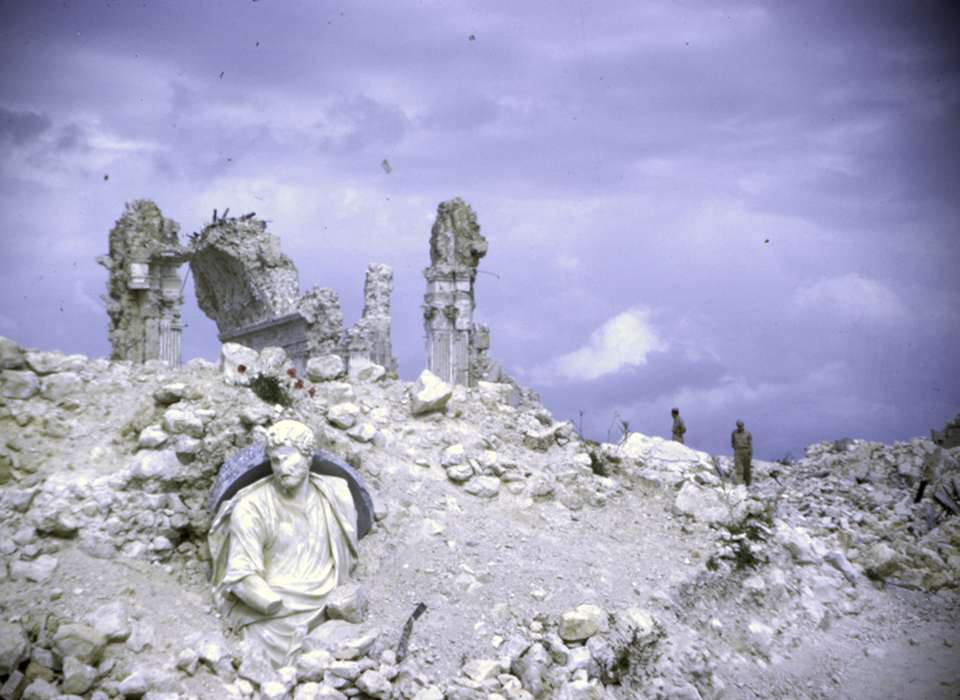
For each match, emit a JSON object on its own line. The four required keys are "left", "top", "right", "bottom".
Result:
{"left": 731, "top": 419, "right": 753, "bottom": 486}
{"left": 671, "top": 407, "right": 686, "bottom": 444}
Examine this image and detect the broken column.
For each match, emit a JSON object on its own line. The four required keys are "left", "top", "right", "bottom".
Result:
{"left": 422, "top": 197, "right": 489, "bottom": 386}
{"left": 189, "top": 212, "right": 345, "bottom": 372}
{"left": 345, "top": 263, "right": 398, "bottom": 374}
{"left": 97, "top": 200, "right": 186, "bottom": 365}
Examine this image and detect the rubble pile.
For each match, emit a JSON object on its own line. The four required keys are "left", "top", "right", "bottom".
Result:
{"left": 2, "top": 332, "right": 959, "bottom": 698}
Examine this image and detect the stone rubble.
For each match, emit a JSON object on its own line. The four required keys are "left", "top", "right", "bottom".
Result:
{"left": 1, "top": 332, "right": 958, "bottom": 698}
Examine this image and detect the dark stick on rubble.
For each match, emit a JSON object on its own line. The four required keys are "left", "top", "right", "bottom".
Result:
{"left": 396, "top": 602, "right": 427, "bottom": 662}
{"left": 240, "top": 211, "right": 256, "bottom": 220}
{"left": 914, "top": 479, "right": 928, "bottom": 503}
{"left": 222, "top": 208, "right": 230, "bottom": 220}
{"left": 213, "top": 208, "right": 218, "bottom": 222}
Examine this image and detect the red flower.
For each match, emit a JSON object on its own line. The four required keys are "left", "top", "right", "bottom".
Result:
{"left": 237, "top": 364, "right": 247, "bottom": 374}
{"left": 294, "top": 379, "right": 304, "bottom": 389}
{"left": 286, "top": 368, "right": 297, "bottom": 378}
{"left": 308, "top": 387, "right": 316, "bottom": 397}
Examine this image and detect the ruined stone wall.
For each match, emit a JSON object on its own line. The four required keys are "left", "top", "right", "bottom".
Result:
{"left": 298, "top": 286, "right": 345, "bottom": 359}
{"left": 189, "top": 215, "right": 300, "bottom": 336}
{"left": 345, "top": 263, "right": 397, "bottom": 374}
{"left": 422, "top": 198, "right": 488, "bottom": 386}
{"left": 97, "top": 200, "right": 185, "bottom": 365}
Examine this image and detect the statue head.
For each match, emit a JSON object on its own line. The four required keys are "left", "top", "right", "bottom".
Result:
{"left": 736, "top": 420, "right": 744, "bottom": 430}
{"left": 265, "top": 420, "right": 316, "bottom": 496}
{"left": 671, "top": 407, "right": 679, "bottom": 416}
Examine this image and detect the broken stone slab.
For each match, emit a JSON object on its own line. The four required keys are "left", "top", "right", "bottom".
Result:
{"left": 86, "top": 601, "right": 131, "bottom": 642}
{"left": 39, "top": 373, "right": 82, "bottom": 403}
{"left": 301, "top": 620, "right": 380, "bottom": 660}
{"left": 348, "top": 358, "right": 386, "bottom": 383}
{"left": 0, "top": 621, "right": 28, "bottom": 676}
{"left": 0, "top": 336, "right": 25, "bottom": 369}
{"left": 60, "top": 656, "right": 97, "bottom": 695}
{"left": 355, "top": 669, "right": 392, "bottom": 698}
{"left": 137, "top": 425, "right": 169, "bottom": 449}
{"left": 410, "top": 370, "right": 452, "bottom": 416}
{"left": 9, "top": 555, "right": 58, "bottom": 583}
{"left": 327, "top": 403, "right": 361, "bottom": 430}
{"left": 346, "top": 423, "right": 377, "bottom": 443}
{"left": 446, "top": 463, "right": 474, "bottom": 483}
{"left": 672, "top": 481, "right": 731, "bottom": 524}
{"left": 306, "top": 355, "right": 345, "bottom": 382}
{"left": 774, "top": 522, "right": 823, "bottom": 565}
{"left": 0, "top": 370, "right": 39, "bottom": 399}
{"left": 463, "top": 476, "right": 500, "bottom": 498}
{"left": 53, "top": 624, "right": 107, "bottom": 666}
{"left": 258, "top": 346, "right": 290, "bottom": 378}
{"left": 162, "top": 407, "right": 205, "bottom": 438}
{"left": 152, "top": 382, "right": 187, "bottom": 405}
{"left": 129, "top": 449, "right": 182, "bottom": 482}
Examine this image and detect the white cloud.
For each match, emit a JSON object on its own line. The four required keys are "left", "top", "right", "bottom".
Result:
{"left": 550, "top": 308, "right": 667, "bottom": 382}
{"left": 791, "top": 273, "right": 907, "bottom": 323}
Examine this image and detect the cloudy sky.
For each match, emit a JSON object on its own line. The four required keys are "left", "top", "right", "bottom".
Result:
{"left": 1, "top": 0, "right": 958, "bottom": 459}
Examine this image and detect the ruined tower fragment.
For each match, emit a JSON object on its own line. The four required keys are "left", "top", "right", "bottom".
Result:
{"left": 345, "top": 263, "right": 398, "bottom": 374}
{"left": 422, "top": 197, "right": 489, "bottom": 386}
{"left": 97, "top": 200, "right": 186, "bottom": 365}
{"left": 189, "top": 213, "right": 344, "bottom": 371}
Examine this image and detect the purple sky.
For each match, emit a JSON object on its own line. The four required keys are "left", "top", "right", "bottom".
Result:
{"left": 1, "top": 1, "right": 958, "bottom": 459}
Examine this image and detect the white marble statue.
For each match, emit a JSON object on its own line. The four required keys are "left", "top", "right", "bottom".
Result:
{"left": 209, "top": 420, "right": 359, "bottom": 666}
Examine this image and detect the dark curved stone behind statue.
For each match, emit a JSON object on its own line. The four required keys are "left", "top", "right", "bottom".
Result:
{"left": 207, "top": 442, "right": 375, "bottom": 539}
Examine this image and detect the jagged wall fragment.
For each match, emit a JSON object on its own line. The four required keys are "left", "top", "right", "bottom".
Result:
{"left": 299, "top": 286, "right": 346, "bottom": 358}
{"left": 345, "top": 263, "right": 397, "bottom": 373}
{"left": 97, "top": 200, "right": 185, "bottom": 365}
{"left": 422, "top": 197, "right": 489, "bottom": 386}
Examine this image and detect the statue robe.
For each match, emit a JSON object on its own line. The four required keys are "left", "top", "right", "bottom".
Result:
{"left": 209, "top": 473, "right": 359, "bottom": 666}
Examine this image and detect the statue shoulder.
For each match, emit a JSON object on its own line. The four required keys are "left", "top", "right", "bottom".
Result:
{"left": 310, "top": 473, "right": 353, "bottom": 503}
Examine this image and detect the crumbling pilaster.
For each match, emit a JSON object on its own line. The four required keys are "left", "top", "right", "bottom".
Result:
{"left": 345, "top": 263, "right": 397, "bottom": 373}
{"left": 97, "top": 200, "right": 185, "bottom": 365}
{"left": 422, "top": 198, "right": 489, "bottom": 386}
{"left": 299, "top": 286, "right": 345, "bottom": 358}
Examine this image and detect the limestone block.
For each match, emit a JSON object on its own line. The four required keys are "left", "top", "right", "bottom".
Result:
{"left": 19, "top": 678, "right": 58, "bottom": 700}
{"left": 462, "top": 659, "right": 500, "bottom": 682}
{"left": 327, "top": 403, "right": 361, "bottom": 430}
{"left": 39, "top": 372, "right": 81, "bottom": 403}
{"left": 555, "top": 679, "right": 604, "bottom": 700}
{"left": 523, "top": 426, "right": 559, "bottom": 452}
{"left": 86, "top": 600, "right": 130, "bottom": 642}
{"left": 527, "top": 475, "right": 554, "bottom": 499}
{"left": 446, "top": 463, "right": 474, "bottom": 483}
{"left": 620, "top": 608, "right": 658, "bottom": 641}
{"left": 0, "top": 336, "right": 25, "bottom": 369}
{"left": 863, "top": 542, "right": 902, "bottom": 578}
{"left": 296, "top": 683, "right": 347, "bottom": 700}
{"left": 306, "top": 355, "right": 345, "bottom": 382}
{"left": 746, "top": 621, "right": 774, "bottom": 656}
{"left": 129, "top": 449, "right": 181, "bottom": 482}
{"left": 441, "top": 444, "right": 466, "bottom": 467}
{"left": 346, "top": 423, "right": 377, "bottom": 443}
{"left": 409, "top": 370, "right": 452, "bottom": 416}
{"left": 558, "top": 605, "right": 608, "bottom": 642}
{"left": 412, "top": 687, "right": 444, "bottom": 700}
{"left": 464, "top": 476, "right": 500, "bottom": 498}
{"left": 510, "top": 643, "right": 550, "bottom": 698}
{"left": 24, "top": 351, "right": 66, "bottom": 375}
{"left": 302, "top": 620, "right": 379, "bottom": 660}
{"left": 137, "top": 425, "right": 169, "bottom": 449}
{"left": 162, "top": 407, "right": 205, "bottom": 438}
{"left": 61, "top": 656, "right": 97, "bottom": 695}
{"left": 220, "top": 343, "right": 260, "bottom": 386}
{"left": 349, "top": 359, "right": 386, "bottom": 383}
{"left": 152, "top": 383, "right": 187, "bottom": 405}
{"left": 774, "top": 522, "right": 822, "bottom": 565}
{"left": 672, "top": 481, "right": 730, "bottom": 524}
{"left": 117, "top": 670, "right": 149, "bottom": 698}
{"left": 53, "top": 624, "right": 107, "bottom": 666}
{"left": 1, "top": 370, "right": 39, "bottom": 399}
{"left": 239, "top": 403, "right": 274, "bottom": 427}
{"left": 259, "top": 346, "right": 290, "bottom": 377}
{"left": 0, "top": 621, "right": 28, "bottom": 675}
{"left": 355, "top": 669, "right": 392, "bottom": 698}
{"left": 295, "top": 649, "right": 334, "bottom": 682}
{"left": 9, "top": 555, "right": 58, "bottom": 583}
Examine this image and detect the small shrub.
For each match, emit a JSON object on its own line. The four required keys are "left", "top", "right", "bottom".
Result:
{"left": 250, "top": 373, "right": 292, "bottom": 407}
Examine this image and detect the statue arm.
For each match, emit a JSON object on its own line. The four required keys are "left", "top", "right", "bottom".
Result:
{"left": 231, "top": 574, "right": 283, "bottom": 615}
